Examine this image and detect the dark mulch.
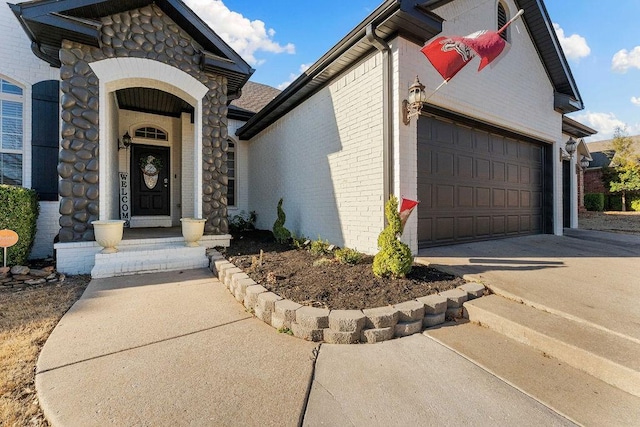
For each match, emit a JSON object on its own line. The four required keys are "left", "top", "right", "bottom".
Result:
{"left": 217, "top": 230, "right": 465, "bottom": 310}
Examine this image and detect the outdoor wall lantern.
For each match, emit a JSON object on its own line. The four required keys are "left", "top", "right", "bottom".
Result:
{"left": 565, "top": 137, "right": 578, "bottom": 158}
{"left": 118, "top": 131, "right": 132, "bottom": 150}
{"left": 402, "top": 76, "right": 428, "bottom": 125}
{"left": 580, "top": 155, "right": 590, "bottom": 169}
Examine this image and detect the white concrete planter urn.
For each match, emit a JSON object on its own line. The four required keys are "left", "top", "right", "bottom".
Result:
{"left": 92, "top": 220, "right": 125, "bottom": 254}
{"left": 180, "top": 218, "right": 207, "bottom": 247}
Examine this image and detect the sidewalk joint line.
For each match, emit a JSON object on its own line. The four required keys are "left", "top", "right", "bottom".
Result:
{"left": 36, "top": 316, "right": 253, "bottom": 375}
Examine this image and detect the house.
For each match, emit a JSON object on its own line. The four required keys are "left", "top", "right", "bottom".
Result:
{"left": 583, "top": 135, "right": 640, "bottom": 205}
{"left": 1, "top": 0, "right": 594, "bottom": 275}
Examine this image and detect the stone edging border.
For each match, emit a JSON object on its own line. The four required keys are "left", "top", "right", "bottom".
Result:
{"left": 207, "top": 250, "right": 486, "bottom": 344}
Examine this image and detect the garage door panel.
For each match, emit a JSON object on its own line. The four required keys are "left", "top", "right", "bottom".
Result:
{"left": 418, "top": 116, "right": 544, "bottom": 247}
{"left": 435, "top": 217, "right": 454, "bottom": 240}
{"left": 458, "top": 186, "right": 473, "bottom": 207}
{"left": 436, "top": 184, "right": 455, "bottom": 208}
{"left": 477, "top": 216, "right": 491, "bottom": 236}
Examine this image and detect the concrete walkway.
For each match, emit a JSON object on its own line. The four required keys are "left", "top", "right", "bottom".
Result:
{"left": 37, "top": 268, "right": 574, "bottom": 426}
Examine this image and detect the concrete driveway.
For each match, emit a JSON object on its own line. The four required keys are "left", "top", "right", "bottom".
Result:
{"left": 417, "top": 229, "right": 640, "bottom": 343}
{"left": 39, "top": 229, "right": 639, "bottom": 426}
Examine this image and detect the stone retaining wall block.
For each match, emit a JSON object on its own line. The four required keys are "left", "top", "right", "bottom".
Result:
{"left": 295, "top": 306, "right": 330, "bottom": 329}
{"left": 393, "top": 300, "right": 425, "bottom": 322}
{"left": 323, "top": 329, "right": 359, "bottom": 344}
{"left": 394, "top": 320, "right": 423, "bottom": 337}
{"left": 446, "top": 306, "right": 463, "bottom": 319}
{"left": 416, "top": 294, "right": 448, "bottom": 315}
{"left": 243, "top": 285, "right": 268, "bottom": 310}
{"left": 362, "top": 306, "right": 399, "bottom": 329}
{"left": 229, "top": 272, "right": 250, "bottom": 294}
{"left": 234, "top": 277, "right": 256, "bottom": 302}
{"left": 212, "top": 259, "right": 232, "bottom": 276}
{"left": 439, "top": 288, "right": 468, "bottom": 308}
{"left": 254, "top": 306, "right": 272, "bottom": 324}
{"left": 223, "top": 268, "right": 243, "bottom": 288}
{"left": 423, "top": 312, "right": 446, "bottom": 328}
{"left": 272, "top": 300, "right": 302, "bottom": 329}
{"left": 360, "top": 327, "right": 395, "bottom": 344}
{"left": 328, "top": 310, "right": 366, "bottom": 332}
{"left": 257, "top": 292, "right": 283, "bottom": 314}
{"left": 458, "top": 282, "right": 485, "bottom": 299}
{"left": 291, "top": 323, "right": 324, "bottom": 342}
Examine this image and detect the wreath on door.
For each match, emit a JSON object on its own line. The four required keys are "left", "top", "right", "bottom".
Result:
{"left": 139, "top": 155, "right": 164, "bottom": 189}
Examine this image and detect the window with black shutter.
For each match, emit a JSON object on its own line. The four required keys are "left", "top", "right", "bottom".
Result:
{"left": 32, "top": 80, "right": 60, "bottom": 201}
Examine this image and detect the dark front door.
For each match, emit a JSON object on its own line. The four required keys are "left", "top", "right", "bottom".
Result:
{"left": 132, "top": 144, "right": 170, "bottom": 216}
{"left": 562, "top": 160, "right": 571, "bottom": 226}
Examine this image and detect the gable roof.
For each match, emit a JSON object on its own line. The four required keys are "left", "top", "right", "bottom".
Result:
{"left": 9, "top": 0, "right": 253, "bottom": 97}
{"left": 237, "top": 0, "right": 584, "bottom": 140}
{"left": 586, "top": 136, "right": 640, "bottom": 169}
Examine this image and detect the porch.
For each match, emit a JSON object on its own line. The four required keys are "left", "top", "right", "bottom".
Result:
{"left": 54, "top": 227, "right": 231, "bottom": 277}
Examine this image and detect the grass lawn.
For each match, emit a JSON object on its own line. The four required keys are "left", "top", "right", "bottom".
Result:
{"left": 0, "top": 276, "right": 89, "bottom": 426}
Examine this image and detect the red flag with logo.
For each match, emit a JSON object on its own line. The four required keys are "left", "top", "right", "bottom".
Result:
{"left": 399, "top": 198, "right": 419, "bottom": 234}
{"left": 421, "top": 30, "right": 507, "bottom": 81}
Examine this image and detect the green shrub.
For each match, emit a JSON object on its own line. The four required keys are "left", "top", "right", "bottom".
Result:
{"left": 229, "top": 210, "right": 256, "bottom": 232}
{"left": 606, "top": 194, "right": 622, "bottom": 211}
{"left": 630, "top": 195, "right": 640, "bottom": 212}
{"left": 272, "top": 198, "right": 291, "bottom": 243}
{"left": 373, "top": 196, "right": 413, "bottom": 278}
{"left": 334, "top": 247, "right": 362, "bottom": 265}
{"left": 584, "top": 193, "right": 604, "bottom": 211}
{"left": 309, "top": 237, "right": 331, "bottom": 256}
{"left": 0, "top": 185, "right": 39, "bottom": 266}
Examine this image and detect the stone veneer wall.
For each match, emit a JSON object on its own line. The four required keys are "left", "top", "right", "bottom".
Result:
{"left": 58, "top": 4, "right": 229, "bottom": 242}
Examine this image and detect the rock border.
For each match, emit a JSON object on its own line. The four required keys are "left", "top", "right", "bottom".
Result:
{"left": 207, "top": 250, "right": 486, "bottom": 344}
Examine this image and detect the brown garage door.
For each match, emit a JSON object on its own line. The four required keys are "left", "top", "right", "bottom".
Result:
{"left": 418, "top": 115, "right": 544, "bottom": 247}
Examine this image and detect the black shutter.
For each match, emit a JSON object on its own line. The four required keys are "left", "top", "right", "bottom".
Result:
{"left": 32, "top": 80, "right": 59, "bottom": 201}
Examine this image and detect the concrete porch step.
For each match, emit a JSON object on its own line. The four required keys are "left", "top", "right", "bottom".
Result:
{"left": 463, "top": 294, "right": 640, "bottom": 398}
{"left": 91, "top": 242, "right": 209, "bottom": 278}
{"left": 425, "top": 323, "right": 640, "bottom": 426}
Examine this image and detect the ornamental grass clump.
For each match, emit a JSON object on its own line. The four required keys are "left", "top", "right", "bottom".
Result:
{"left": 373, "top": 196, "right": 413, "bottom": 278}
{"left": 272, "top": 198, "right": 291, "bottom": 243}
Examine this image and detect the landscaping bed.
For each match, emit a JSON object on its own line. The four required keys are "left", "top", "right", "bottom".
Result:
{"left": 218, "top": 230, "right": 465, "bottom": 310}
{"left": 579, "top": 211, "right": 640, "bottom": 234}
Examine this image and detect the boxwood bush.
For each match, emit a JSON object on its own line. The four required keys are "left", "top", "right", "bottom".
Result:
{"left": 0, "top": 185, "right": 39, "bottom": 266}
{"left": 584, "top": 193, "right": 604, "bottom": 212}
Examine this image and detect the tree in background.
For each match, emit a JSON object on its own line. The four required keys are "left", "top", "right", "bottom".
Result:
{"left": 607, "top": 127, "right": 640, "bottom": 211}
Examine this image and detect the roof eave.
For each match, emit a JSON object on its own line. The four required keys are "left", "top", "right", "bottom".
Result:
{"left": 237, "top": 0, "right": 443, "bottom": 140}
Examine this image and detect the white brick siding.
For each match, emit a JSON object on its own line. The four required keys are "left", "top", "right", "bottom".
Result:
{"left": 247, "top": 53, "right": 385, "bottom": 254}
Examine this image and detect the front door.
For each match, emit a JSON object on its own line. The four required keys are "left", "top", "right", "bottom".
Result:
{"left": 132, "top": 144, "right": 170, "bottom": 216}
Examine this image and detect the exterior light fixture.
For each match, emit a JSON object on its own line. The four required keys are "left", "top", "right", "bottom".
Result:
{"left": 402, "top": 76, "right": 428, "bottom": 125}
{"left": 580, "top": 155, "right": 590, "bottom": 169}
{"left": 565, "top": 137, "right": 577, "bottom": 158}
{"left": 119, "top": 131, "right": 132, "bottom": 150}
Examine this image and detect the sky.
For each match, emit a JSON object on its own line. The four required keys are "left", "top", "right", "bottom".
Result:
{"left": 183, "top": 0, "right": 640, "bottom": 141}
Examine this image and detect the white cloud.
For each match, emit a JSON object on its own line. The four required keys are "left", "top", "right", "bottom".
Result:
{"left": 277, "top": 63, "right": 311, "bottom": 90}
{"left": 612, "top": 46, "right": 640, "bottom": 73}
{"left": 553, "top": 23, "right": 590, "bottom": 61}
{"left": 632, "top": 97, "right": 640, "bottom": 106}
{"left": 573, "top": 111, "right": 640, "bottom": 140}
{"left": 184, "top": 0, "right": 295, "bottom": 66}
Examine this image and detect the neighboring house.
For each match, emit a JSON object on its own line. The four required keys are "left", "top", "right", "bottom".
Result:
{"left": 1, "top": 0, "right": 594, "bottom": 275}
{"left": 584, "top": 136, "right": 640, "bottom": 196}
